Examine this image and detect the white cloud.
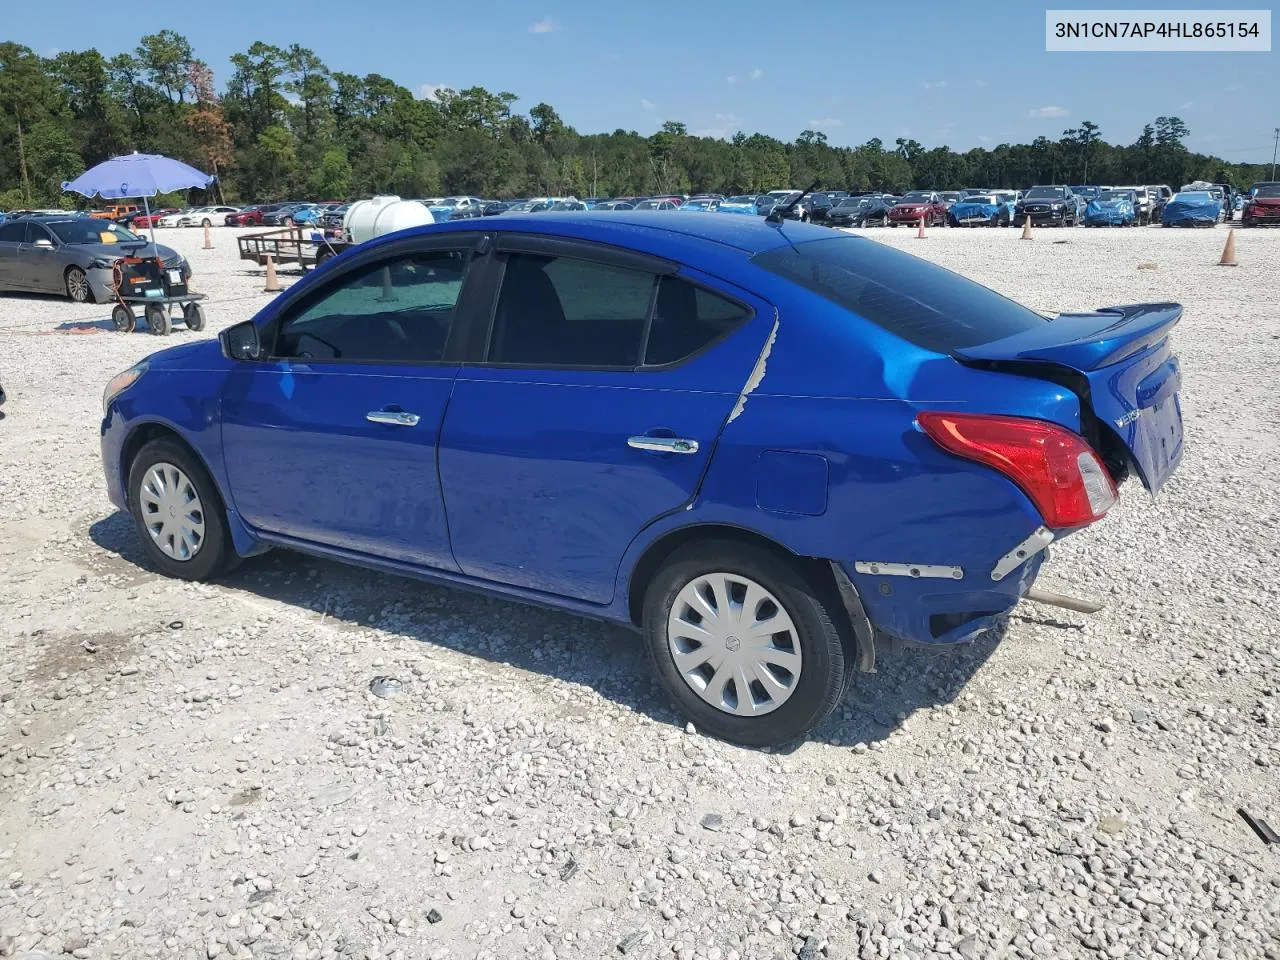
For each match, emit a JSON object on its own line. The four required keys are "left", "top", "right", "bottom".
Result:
{"left": 420, "top": 84, "right": 448, "bottom": 100}
{"left": 1225, "top": 82, "right": 1243, "bottom": 91}
{"left": 750, "top": 67, "right": 763, "bottom": 80}
{"left": 727, "top": 74, "right": 739, "bottom": 84}
{"left": 529, "top": 17, "right": 558, "bottom": 33}
{"left": 921, "top": 80, "right": 948, "bottom": 89}
{"left": 1028, "top": 105, "right": 1068, "bottom": 119}
{"left": 807, "top": 117, "right": 844, "bottom": 129}
{"left": 1180, "top": 100, "right": 1195, "bottom": 109}
{"left": 978, "top": 135, "right": 992, "bottom": 143}
{"left": 975, "top": 79, "right": 988, "bottom": 87}
{"left": 640, "top": 98, "right": 657, "bottom": 111}
{"left": 693, "top": 113, "right": 740, "bottom": 139}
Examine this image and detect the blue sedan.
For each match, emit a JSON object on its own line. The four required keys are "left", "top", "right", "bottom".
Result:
{"left": 100, "top": 213, "right": 1185, "bottom": 746}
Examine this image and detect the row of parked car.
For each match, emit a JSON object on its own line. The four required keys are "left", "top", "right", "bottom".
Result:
{"left": 21, "top": 178, "right": 1269, "bottom": 239}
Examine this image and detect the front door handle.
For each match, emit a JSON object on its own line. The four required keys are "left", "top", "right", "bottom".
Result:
{"left": 627, "top": 435, "right": 699, "bottom": 454}
{"left": 367, "top": 410, "right": 420, "bottom": 427}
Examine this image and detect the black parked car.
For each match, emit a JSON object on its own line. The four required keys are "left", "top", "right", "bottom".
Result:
{"left": 1014, "top": 185, "right": 1079, "bottom": 227}
{"left": 775, "top": 191, "right": 835, "bottom": 223}
{"left": 592, "top": 200, "right": 636, "bottom": 211}
{"left": 482, "top": 201, "right": 515, "bottom": 216}
{"left": 826, "top": 195, "right": 893, "bottom": 227}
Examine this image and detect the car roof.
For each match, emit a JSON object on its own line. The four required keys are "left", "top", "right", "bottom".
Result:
{"left": 393, "top": 210, "right": 816, "bottom": 256}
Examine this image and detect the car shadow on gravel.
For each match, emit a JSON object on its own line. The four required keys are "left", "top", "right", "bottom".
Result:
{"left": 90, "top": 511, "right": 1003, "bottom": 752}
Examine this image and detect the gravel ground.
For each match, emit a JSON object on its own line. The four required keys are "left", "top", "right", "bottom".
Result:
{"left": 1, "top": 223, "right": 1278, "bottom": 960}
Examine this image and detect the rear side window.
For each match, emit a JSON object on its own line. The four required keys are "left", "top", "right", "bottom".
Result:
{"left": 487, "top": 253, "right": 748, "bottom": 369}
{"left": 646, "top": 277, "right": 749, "bottom": 366}
{"left": 0, "top": 223, "right": 27, "bottom": 243}
{"left": 752, "top": 236, "right": 1047, "bottom": 353}
{"left": 489, "top": 254, "right": 654, "bottom": 367}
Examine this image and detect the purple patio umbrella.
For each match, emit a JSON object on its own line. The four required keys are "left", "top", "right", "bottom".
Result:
{"left": 62, "top": 151, "right": 216, "bottom": 242}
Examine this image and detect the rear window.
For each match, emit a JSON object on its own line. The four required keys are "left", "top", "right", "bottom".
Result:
{"left": 751, "top": 236, "right": 1048, "bottom": 353}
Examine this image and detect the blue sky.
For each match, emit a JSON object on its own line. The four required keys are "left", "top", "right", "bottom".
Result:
{"left": 9, "top": 0, "right": 1277, "bottom": 161}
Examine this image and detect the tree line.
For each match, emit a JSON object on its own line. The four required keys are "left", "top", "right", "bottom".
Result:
{"left": 0, "top": 33, "right": 1272, "bottom": 210}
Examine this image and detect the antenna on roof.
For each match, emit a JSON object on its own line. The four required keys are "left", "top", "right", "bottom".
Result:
{"left": 766, "top": 181, "right": 820, "bottom": 224}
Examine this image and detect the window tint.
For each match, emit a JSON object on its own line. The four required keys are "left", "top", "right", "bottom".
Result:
{"left": 645, "top": 277, "right": 748, "bottom": 366}
{"left": 0, "top": 222, "right": 28, "bottom": 243}
{"left": 752, "top": 236, "right": 1047, "bottom": 353}
{"left": 488, "top": 253, "right": 655, "bottom": 367}
{"left": 273, "top": 251, "right": 468, "bottom": 363}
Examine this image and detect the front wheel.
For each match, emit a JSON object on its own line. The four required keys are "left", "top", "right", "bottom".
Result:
{"left": 127, "top": 439, "right": 238, "bottom": 581}
{"left": 111, "top": 304, "right": 136, "bottom": 333}
{"left": 642, "top": 541, "right": 849, "bottom": 747}
{"left": 183, "top": 302, "right": 206, "bottom": 332}
{"left": 65, "top": 267, "right": 93, "bottom": 304}
{"left": 146, "top": 305, "right": 170, "bottom": 336}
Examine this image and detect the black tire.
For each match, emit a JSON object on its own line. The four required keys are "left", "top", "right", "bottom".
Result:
{"left": 111, "top": 304, "right": 136, "bottom": 333}
{"left": 127, "top": 438, "right": 239, "bottom": 581}
{"left": 642, "top": 540, "right": 849, "bottom": 747}
{"left": 183, "top": 302, "right": 206, "bottom": 332}
{"left": 65, "top": 266, "right": 94, "bottom": 304}
{"left": 146, "top": 305, "right": 170, "bottom": 336}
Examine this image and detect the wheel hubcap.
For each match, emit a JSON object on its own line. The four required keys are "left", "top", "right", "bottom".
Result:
{"left": 138, "top": 462, "right": 205, "bottom": 561}
{"left": 68, "top": 271, "right": 88, "bottom": 301}
{"left": 667, "top": 572, "right": 802, "bottom": 717}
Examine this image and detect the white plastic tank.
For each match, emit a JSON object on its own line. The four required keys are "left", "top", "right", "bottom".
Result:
{"left": 343, "top": 195, "right": 434, "bottom": 244}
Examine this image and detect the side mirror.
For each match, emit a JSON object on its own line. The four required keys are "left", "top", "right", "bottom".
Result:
{"left": 33, "top": 238, "right": 54, "bottom": 249}
{"left": 220, "top": 320, "right": 262, "bottom": 361}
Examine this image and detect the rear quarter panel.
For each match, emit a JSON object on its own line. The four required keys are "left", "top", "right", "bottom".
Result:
{"left": 619, "top": 274, "right": 1085, "bottom": 642}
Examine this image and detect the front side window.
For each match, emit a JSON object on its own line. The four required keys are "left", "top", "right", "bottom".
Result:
{"left": 272, "top": 251, "right": 468, "bottom": 363}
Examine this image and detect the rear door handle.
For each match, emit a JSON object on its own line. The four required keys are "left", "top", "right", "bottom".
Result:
{"left": 628, "top": 435, "right": 699, "bottom": 454}
{"left": 367, "top": 410, "right": 420, "bottom": 427}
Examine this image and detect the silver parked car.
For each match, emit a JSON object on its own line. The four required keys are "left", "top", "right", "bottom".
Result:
{"left": 0, "top": 216, "right": 191, "bottom": 304}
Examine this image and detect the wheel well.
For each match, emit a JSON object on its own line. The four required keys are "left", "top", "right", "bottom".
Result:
{"left": 625, "top": 524, "right": 839, "bottom": 627}
{"left": 119, "top": 424, "right": 208, "bottom": 507}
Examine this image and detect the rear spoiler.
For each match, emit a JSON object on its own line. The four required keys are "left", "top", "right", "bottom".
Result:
{"left": 953, "top": 303, "right": 1182, "bottom": 371}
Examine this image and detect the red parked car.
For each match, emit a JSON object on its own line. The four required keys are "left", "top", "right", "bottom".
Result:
{"left": 887, "top": 191, "right": 948, "bottom": 227}
{"left": 129, "top": 208, "right": 179, "bottom": 229}
{"left": 1241, "top": 182, "right": 1280, "bottom": 227}
{"left": 226, "top": 204, "right": 281, "bottom": 227}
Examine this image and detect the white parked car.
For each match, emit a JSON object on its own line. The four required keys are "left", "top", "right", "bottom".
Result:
{"left": 155, "top": 209, "right": 194, "bottom": 228}
{"left": 168, "top": 206, "right": 240, "bottom": 228}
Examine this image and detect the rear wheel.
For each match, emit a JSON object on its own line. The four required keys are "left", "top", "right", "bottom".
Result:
{"left": 127, "top": 439, "right": 238, "bottom": 581}
{"left": 65, "top": 267, "right": 93, "bottom": 304}
{"left": 642, "top": 541, "right": 849, "bottom": 747}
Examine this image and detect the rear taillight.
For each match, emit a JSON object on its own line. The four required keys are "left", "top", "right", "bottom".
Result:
{"left": 917, "top": 412, "right": 1117, "bottom": 529}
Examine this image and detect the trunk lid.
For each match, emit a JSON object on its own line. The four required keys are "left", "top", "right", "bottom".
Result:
{"left": 954, "top": 303, "right": 1184, "bottom": 492}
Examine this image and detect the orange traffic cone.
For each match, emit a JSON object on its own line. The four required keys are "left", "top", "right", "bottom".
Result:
{"left": 916, "top": 215, "right": 926, "bottom": 239}
{"left": 263, "top": 254, "right": 282, "bottom": 293}
{"left": 1021, "top": 215, "right": 1033, "bottom": 240}
{"left": 202, "top": 221, "right": 213, "bottom": 250}
{"left": 1218, "top": 229, "right": 1237, "bottom": 266}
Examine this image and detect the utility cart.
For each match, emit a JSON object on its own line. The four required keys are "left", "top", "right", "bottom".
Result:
{"left": 108, "top": 254, "right": 208, "bottom": 336}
